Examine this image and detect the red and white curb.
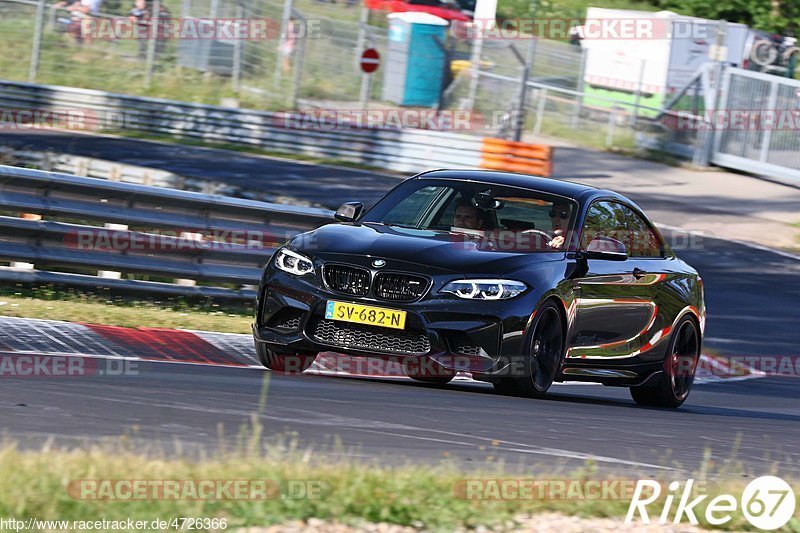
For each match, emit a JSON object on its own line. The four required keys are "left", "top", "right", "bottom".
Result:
{"left": 0, "top": 316, "right": 760, "bottom": 384}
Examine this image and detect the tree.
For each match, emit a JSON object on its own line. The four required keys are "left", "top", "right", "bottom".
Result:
{"left": 648, "top": 0, "right": 798, "bottom": 34}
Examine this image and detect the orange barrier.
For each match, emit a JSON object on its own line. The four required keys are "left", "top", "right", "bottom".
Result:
{"left": 479, "top": 138, "right": 553, "bottom": 177}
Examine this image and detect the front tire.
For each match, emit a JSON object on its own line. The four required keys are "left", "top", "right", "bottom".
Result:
{"left": 493, "top": 302, "right": 565, "bottom": 398}
{"left": 630, "top": 316, "right": 700, "bottom": 408}
{"left": 255, "top": 342, "right": 316, "bottom": 374}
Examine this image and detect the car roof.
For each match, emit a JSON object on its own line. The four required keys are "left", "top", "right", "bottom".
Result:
{"left": 416, "top": 169, "right": 606, "bottom": 201}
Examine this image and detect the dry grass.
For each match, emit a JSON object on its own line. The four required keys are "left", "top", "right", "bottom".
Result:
{"left": 0, "top": 293, "right": 252, "bottom": 333}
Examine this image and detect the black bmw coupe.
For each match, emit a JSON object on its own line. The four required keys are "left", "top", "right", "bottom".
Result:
{"left": 253, "top": 170, "right": 705, "bottom": 407}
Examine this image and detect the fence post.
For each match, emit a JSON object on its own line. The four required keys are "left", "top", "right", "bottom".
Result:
{"left": 274, "top": 0, "right": 294, "bottom": 87}
{"left": 533, "top": 87, "right": 546, "bottom": 137}
{"left": 145, "top": 0, "right": 161, "bottom": 88}
{"left": 466, "top": 30, "right": 484, "bottom": 110}
{"left": 606, "top": 106, "right": 617, "bottom": 147}
{"left": 511, "top": 37, "right": 535, "bottom": 142}
{"left": 631, "top": 58, "right": 645, "bottom": 127}
{"left": 28, "top": 0, "right": 47, "bottom": 83}
{"left": 290, "top": 18, "right": 306, "bottom": 110}
{"left": 354, "top": 3, "right": 369, "bottom": 69}
{"left": 358, "top": 26, "right": 375, "bottom": 108}
{"left": 232, "top": 4, "right": 244, "bottom": 94}
{"left": 759, "top": 80, "right": 779, "bottom": 163}
{"left": 571, "top": 49, "right": 587, "bottom": 128}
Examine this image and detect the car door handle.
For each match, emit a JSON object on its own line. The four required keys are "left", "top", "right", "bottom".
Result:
{"left": 632, "top": 267, "right": 647, "bottom": 279}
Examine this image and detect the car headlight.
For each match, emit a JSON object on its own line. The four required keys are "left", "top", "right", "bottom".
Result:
{"left": 440, "top": 279, "right": 527, "bottom": 300}
{"left": 274, "top": 248, "right": 314, "bottom": 276}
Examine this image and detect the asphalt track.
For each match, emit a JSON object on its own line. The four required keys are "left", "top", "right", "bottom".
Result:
{"left": 0, "top": 131, "right": 798, "bottom": 476}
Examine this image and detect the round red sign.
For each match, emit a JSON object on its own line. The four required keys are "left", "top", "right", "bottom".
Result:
{"left": 360, "top": 48, "right": 380, "bottom": 74}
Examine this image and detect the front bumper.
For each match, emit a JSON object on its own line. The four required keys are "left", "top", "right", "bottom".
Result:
{"left": 253, "top": 268, "right": 536, "bottom": 374}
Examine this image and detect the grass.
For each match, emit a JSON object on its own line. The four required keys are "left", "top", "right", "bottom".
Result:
{"left": 0, "top": 287, "right": 253, "bottom": 333}
{"left": 0, "top": 422, "right": 797, "bottom": 531}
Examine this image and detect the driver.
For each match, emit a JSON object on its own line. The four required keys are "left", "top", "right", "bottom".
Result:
{"left": 547, "top": 202, "right": 571, "bottom": 249}
{"left": 452, "top": 199, "right": 486, "bottom": 230}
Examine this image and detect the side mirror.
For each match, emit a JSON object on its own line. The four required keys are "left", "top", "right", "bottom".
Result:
{"left": 334, "top": 202, "right": 363, "bottom": 222}
{"left": 583, "top": 236, "right": 628, "bottom": 261}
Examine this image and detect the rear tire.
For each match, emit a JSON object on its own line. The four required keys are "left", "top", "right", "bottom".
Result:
{"left": 255, "top": 342, "right": 316, "bottom": 374}
{"left": 630, "top": 316, "right": 700, "bottom": 408}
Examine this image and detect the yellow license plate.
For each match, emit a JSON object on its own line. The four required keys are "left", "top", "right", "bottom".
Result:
{"left": 325, "top": 301, "right": 406, "bottom": 330}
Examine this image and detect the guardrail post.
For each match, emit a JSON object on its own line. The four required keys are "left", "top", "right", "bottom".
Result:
{"left": 97, "top": 223, "right": 128, "bottom": 279}
{"left": 76, "top": 158, "right": 89, "bottom": 177}
{"left": 12, "top": 214, "right": 42, "bottom": 270}
{"left": 29, "top": 0, "right": 47, "bottom": 83}
{"left": 175, "top": 232, "right": 203, "bottom": 286}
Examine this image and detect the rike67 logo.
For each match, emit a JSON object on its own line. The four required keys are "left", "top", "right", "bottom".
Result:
{"left": 626, "top": 476, "right": 796, "bottom": 530}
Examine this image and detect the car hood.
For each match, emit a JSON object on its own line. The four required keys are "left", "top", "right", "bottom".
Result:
{"left": 290, "top": 223, "right": 563, "bottom": 276}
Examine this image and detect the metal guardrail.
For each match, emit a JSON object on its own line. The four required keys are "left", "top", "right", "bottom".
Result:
{"left": 0, "top": 165, "right": 334, "bottom": 299}
{"left": 0, "top": 80, "right": 484, "bottom": 173}
{"left": 0, "top": 147, "right": 190, "bottom": 190}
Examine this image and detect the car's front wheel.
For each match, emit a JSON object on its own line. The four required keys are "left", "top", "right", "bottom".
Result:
{"left": 493, "top": 301, "right": 565, "bottom": 398}
{"left": 630, "top": 316, "right": 700, "bottom": 408}
{"left": 255, "top": 342, "right": 317, "bottom": 374}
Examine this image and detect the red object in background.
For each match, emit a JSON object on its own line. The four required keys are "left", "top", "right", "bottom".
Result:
{"left": 365, "top": 0, "right": 470, "bottom": 22}
{"left": 360, "top": 48, "right": 381, "bottom": 73}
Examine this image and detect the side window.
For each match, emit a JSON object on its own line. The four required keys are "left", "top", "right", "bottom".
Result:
{"left": 580, "top": 201, "right": 627, "bottom": 250}
{"left": 621, "top": 205, "right": 663, "bottom": 258}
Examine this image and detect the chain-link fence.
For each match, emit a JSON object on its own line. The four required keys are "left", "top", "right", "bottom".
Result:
{"left": 10, "top": 0, "right": 795, "bottom": 168}
{"left": 0, "top": 0, "right": 393, "bottom": 110}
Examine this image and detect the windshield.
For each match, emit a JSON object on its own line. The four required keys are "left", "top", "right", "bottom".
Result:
{"left": 361, "top": 178, "right": 578, "bottom": 252}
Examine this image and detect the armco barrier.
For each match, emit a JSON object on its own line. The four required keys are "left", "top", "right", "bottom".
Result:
{"left": 479, "top": 138, "right": 554, "bottom": 177}
{"left": 0, "top": 165, "right": 334, "bottom": 299}
{"left": 0, "top": 81, "right": 487, "bottom": 174}
{"left": 0, "top": 81, "right": 555, "bottom": 176}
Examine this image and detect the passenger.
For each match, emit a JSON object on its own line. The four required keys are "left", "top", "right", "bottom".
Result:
{"left": 547, "top": 202, "right": 571, "bottom": 249}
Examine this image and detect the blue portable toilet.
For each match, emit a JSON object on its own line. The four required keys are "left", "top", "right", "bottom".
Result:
{"left": 382, "top": 12, "right": 448, "bottom": 107}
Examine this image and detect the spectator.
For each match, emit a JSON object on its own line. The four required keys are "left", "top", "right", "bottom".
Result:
{"left": 53, "top": 0, "right": 102, "bottom": 44}
{"left": 130, "top": 0, "right": 170, "bottom": 60}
